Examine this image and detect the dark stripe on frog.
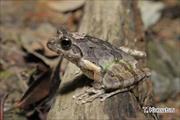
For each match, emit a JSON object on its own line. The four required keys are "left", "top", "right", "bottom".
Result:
{"left": 110, "top": 67, "right": 124, "bottom": 82}
{"left": 112, "top": 61, "right": 137, "bottom": 88}
{"left": 119, "top": 61, "right": 147, "bottom": 86}
{"left": 72, "top": 44, "right": 83, "bottom": 57}
{"left": 117, "top": 61, "right": 139, "bottom": 82}
{"left": 106, "top": 70, "right": 124, "bottom": 89}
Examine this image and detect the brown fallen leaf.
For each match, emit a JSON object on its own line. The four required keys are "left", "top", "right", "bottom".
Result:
{"left": 20, "top": 25, "right": 58, "bottom": 59}
{"left": 47, "top": 0, "right": 85, "bottom": 13}
{"left": 5, "top": 56, "right": 62, "bottom": 120}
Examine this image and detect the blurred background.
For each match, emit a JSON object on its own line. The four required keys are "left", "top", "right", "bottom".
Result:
{"left": 0, "top": 0, "right": 179, "bottom": 120}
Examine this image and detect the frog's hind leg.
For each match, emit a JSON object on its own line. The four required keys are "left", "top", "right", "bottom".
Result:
{"left": 119, "top": 46, "right": 146, "bottom": 58}
{"left": 100, "top": 85, "right": 135, "bottom": 101}
{"left": 102, "top": 62, "right": 148, "bottom": 101}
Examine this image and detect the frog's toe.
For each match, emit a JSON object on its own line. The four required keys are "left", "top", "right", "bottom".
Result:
{"left": 72, "top": 87, "right": 91, "bottom": 99}
{"left": 81, "top": 96, "right": 98, "bottom": 104}
{"left": 73, "top": 88, "right": 105, "bottom": 104}
{"left": 81, "top": 90, "right": 104, "bottom": 104}
{"left": 73, "top": 92, "right": 88, "bottom": 100}
{"left": 99, "top": 90, "right": 123, "bottom": 101}
{"left": 100, "top": 86, "right": 135, "bottom": 101}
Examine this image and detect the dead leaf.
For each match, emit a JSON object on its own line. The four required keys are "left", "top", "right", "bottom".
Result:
{"left": 13, "top": 57, "right": 62, "bottom": 119}
{"left": 48, "top": 0, "right": 85, "bottom": 13}
{"left": 20, "top": 25, "right": 58, "bottom": 59}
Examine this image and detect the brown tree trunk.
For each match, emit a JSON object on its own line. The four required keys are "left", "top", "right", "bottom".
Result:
{"left": 47, "top": 0, "right": 156, "bottom": 119}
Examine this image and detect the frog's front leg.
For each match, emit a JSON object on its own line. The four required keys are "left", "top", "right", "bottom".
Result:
{"left": 73, "top": 59, "right": 105, "bottom": 104}
{"left": 119, "top": 46, "right": 146, "bottom": 58}
{"left": 79, "top": 59, "right": 102, "bottom": 81}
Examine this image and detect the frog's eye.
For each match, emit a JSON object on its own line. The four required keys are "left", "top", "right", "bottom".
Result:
{"left": 60, "top": 37, "right": 72, "bottom": 50}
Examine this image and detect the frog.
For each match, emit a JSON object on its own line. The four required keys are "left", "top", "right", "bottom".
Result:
{"left": 47, "top": 28, "right": 151, "bottom": 103}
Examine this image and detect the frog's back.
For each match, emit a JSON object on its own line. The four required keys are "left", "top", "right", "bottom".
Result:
{"left": 76, "top": 35, "right": 136, "bottom": 68}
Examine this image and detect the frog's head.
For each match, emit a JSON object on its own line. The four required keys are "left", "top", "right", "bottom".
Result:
{"left": 47, "top": 28, "right": 83, "bottom": 63}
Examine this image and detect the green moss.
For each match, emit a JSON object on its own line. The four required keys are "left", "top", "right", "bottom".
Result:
{"left": 0, "top": 71, "right": 14, "bottom": 80}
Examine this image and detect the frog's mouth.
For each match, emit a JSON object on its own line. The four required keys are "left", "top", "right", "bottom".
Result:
{"left": 47, "top": 39, "right": 63, "bottom": 55}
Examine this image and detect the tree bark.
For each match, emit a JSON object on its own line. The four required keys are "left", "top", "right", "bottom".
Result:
{"left": 48, "top": 0, "right": 155, "bottom": 119}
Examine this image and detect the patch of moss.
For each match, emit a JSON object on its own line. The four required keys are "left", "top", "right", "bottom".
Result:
{"left": 0, "top": 71, "right": 14, "bottom": 80}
